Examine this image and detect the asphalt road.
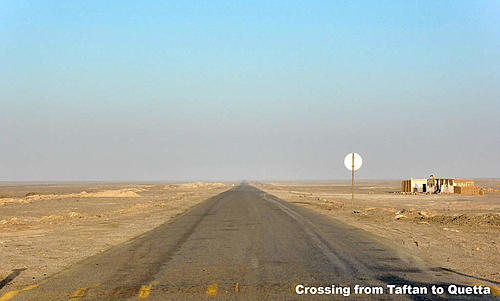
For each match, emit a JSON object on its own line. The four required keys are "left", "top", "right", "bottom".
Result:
{"left": 8, "top": 184, "right": 495, "bottom": 300}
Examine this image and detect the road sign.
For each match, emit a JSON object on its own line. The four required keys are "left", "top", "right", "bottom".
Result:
{"left": 344, "top": 153, "right": 362, "bottom": 171}
{"left": 344, "top": 152, "right": 363, "bottom": 207}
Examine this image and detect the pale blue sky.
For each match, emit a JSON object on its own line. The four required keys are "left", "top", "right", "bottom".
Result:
{"left": 1, "top": 1, "right": 499, "bottom": 181}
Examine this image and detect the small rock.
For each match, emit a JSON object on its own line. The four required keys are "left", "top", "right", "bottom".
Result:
{"left": 69, "top": 212, "right": 83, "bottom": 218}
{"left": 418, "top": 211, "right": 430, "bottom": 218}
{"left": 395, "top": 214, "right": 407, "bottom": 220}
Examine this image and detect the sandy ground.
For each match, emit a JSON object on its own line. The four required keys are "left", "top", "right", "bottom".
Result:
{"left": 0, "top": 182, "right": 230, "bottom": 293}
{"left": 2, "top": 180, "right": 498, "bottom": 296}
{"left": 253, "top": 179, "right": 500, "bottom": 286}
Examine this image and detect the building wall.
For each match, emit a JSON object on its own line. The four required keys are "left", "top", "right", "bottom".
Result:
{"left": 454, "top": 179, "right": 475, "bottom": 187}
{"left": 454, "top": 186, "right": 484, "bottom": 195}
{"left": 437, "top": 178, "right": 455, "bottom": 193}
{"left": 410, "top": 179, "right": 428, "bottom": 193}
{"left": 401, "top": 180, "right": 411, "bottom": 192}
{"left": 401, "top": 178, "right": 480, "bottom": 194}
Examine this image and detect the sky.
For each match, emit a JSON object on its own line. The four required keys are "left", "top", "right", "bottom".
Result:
{"left": 1, "top": 0, "right": 499, "bottom": 181}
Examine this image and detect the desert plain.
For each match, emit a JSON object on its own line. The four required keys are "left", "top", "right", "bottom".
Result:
{"left": 0, "top": 179, "right": 499, "bottom": 296}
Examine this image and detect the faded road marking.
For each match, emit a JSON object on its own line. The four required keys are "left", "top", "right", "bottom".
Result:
{"left": 21, "top": 285, "right": 38, "bottom": 291}
{"left": 251, "top": 256, "right": 259, "bottom": 268}
{"left": 138, "top": 281, "right": 159, "bottom": 299}
{"left": 492, "top": 286, "right": 500, "bottom": 296}
{"left": 0, "top": 284, "right": 38, "bottom": 301}
{"left": 69, "top": 283, "right": 99, "bottom": 300}
{"left": 69, "top": 288, "right": 86, "bottom": 300}
{"left": 137, "top": 285, "right": 152, "bottom": 299}
{"left": 0, "top": 291, "right": 18, "bottom": 301}
{"left": 206, "top": 283, "right": 218, "bottom": 296}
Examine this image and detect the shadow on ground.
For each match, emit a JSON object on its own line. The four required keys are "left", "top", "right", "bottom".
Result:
{"left": 0, "top": 268, "right": 26, "bottom": 290}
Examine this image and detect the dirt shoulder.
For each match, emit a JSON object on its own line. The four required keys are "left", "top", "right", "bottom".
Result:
{"left": 253, "top": 180, "right": 500, "bottom": 286}
{"left": 0, "top": 182, "right": 230, "bottom": 293}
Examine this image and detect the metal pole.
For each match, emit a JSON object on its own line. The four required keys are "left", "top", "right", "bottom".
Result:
{"left": 351, "top": 152, "right": 354, "bottom": 207}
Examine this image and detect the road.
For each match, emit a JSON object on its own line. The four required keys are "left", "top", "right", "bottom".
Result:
{"left": 7, "top": 184, "right": 494, "bottom": 300}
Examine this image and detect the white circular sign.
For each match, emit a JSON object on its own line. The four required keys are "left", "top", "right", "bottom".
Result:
{"left": 344, "top": 153, "right": 363, "bottom": 171}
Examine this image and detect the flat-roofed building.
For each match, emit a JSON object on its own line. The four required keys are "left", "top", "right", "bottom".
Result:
{"left": 401, "top": 176, "right": 482, "bottom": 195}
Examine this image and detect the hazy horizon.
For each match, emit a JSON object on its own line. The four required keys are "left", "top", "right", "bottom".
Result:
{"left": 2, "top": 1, "right": 499, "bottom": 181}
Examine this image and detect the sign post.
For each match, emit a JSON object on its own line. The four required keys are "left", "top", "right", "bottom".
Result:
{"left": 351, "top": 153, "right": 354, "bottom": 206}
{"left": 344, "top": 153, "right": 363, "bottom": 207}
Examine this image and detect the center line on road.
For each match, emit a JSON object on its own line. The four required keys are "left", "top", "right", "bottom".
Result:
{"left": 137, "top": 285, "right": 152, "bottom": 299}
{"left": 0, "top": 284, "right": 38, "bottom": 301}
{"left": 69, "top": 283, "right": 100, "bottom": 301}
{"left": 137, "top": 282, "right": 159, "bottom": 299}
{"left": 206, "top": 283, "right": 218, "bottom": 296}
{"left": 0, "top": 291, "right": 19, "bottom": 301}
{"left": 69, "top": 288, "right": 86, "bottom": 300}
{"left": 21, "top": 285, "right": 38, "bottom": 291}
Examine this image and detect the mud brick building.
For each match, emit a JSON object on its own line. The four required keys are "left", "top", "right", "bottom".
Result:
{"left": 401, "top": 176, "right": 483, "bottom": 195}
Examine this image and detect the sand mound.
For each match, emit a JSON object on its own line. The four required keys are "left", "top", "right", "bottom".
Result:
{"left": 0, "top": 197, "right": 33, "bottom": 206}
{"left": 39, "top": 212, "right": 86, "bottom": 223}
{"left": 119, "top": 202, "right": 153, "bottom": 214}
{"left": 0, "top": 188, "right": 143, "bottom": 207}
{"left": 81, "top": 189, "right": 141, "bottom": 198}
{"left": 164, "top": 182, "right": 225, "bottom": 190}
{"left": 1, "top": 218, "right": 17, "bottom": 225}
{"left": 355, "top": 207, "right": 500, "bottom": 227}
{"left": 39, "top": 215, "right": 65, "bottom": 223}
{"left": 427, "top": 213, "right": 500, "bottom": 227}
{"left": 0, "top": 217, "right": 27, "bottom": 225}
{"left": 69, "top": 212, "right": 85, "bottom": 218}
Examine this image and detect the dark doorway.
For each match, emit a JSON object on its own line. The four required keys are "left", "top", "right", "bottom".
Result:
{"left": 422, "top": 184, "right": 427, "bottom": 192}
